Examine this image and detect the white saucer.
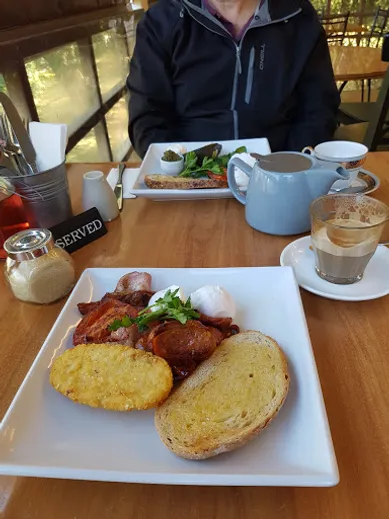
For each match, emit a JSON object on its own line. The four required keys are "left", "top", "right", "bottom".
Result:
{"left": 329, "top": 168, "right": 380, "bottom": 195}
{"left": 280, "top": 236, "right": 389, "bottom": 301}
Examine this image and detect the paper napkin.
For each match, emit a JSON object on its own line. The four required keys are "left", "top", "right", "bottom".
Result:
{"left": 106, "top": 167, "right": 140, "bottom": 199}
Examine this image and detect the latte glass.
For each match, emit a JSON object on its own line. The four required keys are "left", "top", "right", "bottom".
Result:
{"left": 310, "top": 195, "right": 389, "bottom": 285}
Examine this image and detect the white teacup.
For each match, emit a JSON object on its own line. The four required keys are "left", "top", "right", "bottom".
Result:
{"left": 302, "top": 141, "right": 368, "bottom": 189}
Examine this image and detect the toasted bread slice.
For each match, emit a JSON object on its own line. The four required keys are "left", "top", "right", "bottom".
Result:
{"left": 155, "top": 331, "right": 289, "bottom": 459}
{"left": 50, "top": 344, "right": 173, "bottom": 411}
{"left": 144, "top": 174, "right": 227, "bottom": 190}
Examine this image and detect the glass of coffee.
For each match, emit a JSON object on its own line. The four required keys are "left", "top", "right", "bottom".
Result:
{"left": 310, "top": 194, "right": 389, "bottom": 285}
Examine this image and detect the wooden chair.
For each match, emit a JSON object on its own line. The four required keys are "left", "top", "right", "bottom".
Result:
{"left": 366, "top": 8, "right": 389, "bottom": 48}
{"left": 322, "top": 12, "right": 350, "bottom": 45}
{"left": 361, "top": 8, "right": 389, "bottom": 100}
{"left": 335, "top": 41, "right": 389, "bottom": 151}
{"left": 338, "top": 33, "right": 389, "bottom": 126}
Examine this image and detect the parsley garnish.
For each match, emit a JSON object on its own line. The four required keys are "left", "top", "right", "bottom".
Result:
{"left": 108, "top": 289, "right": 200, "bottom": 332}
{"left": 178, "top": 147, "right": 247, "bottom": 178}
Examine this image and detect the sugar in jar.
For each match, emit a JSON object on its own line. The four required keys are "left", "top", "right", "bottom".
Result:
{"left": 4, "top": 229, "right": 76, "bottom": 304}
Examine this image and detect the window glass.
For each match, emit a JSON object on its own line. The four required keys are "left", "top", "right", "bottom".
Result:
{"left": 66, "top": 123, "right": 110, "bottom": 163}
{"left": 124, "top": 16, "right": 137, "bottom": 58}
{"left": 93, "top": 29, "right": 129, "bottom": 102}
{"left": 25, "top": 43, "right": 100, "bottom": 134}
{"left": 0, "top": 74, "right": 8, "bottom": 94}
{"left": 105, "top": 95, "right": 131, "bottom": 162}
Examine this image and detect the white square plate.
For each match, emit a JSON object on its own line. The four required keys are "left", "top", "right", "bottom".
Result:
{"left": 0, "top": 267, "right": 338, "bottom": 486}
{"left": 130, "top": 138, "right": 271, "bottom": 201}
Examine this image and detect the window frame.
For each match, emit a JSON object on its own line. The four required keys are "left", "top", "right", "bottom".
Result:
{"left": 0, "top": 5, "right": 143, "bottom": 163}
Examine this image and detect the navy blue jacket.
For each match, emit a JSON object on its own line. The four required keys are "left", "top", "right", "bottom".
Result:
{"left": 127, "top": 0, "right": 340, "bottom": 158}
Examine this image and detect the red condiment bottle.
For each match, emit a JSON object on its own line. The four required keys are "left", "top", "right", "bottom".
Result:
{"left": 0, "top": 178, "right": 29, "bottom": 260}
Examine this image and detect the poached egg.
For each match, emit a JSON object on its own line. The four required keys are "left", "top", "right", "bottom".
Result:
{"left": 148, "top": 285, "right": 185, "bottom": 309}
{"left": 189, "top": 285, "right": 236, "bottom": 319}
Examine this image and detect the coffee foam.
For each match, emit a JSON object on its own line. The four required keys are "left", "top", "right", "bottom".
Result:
{"left": 325, "top": 196, "right": 387, "bottom": 225}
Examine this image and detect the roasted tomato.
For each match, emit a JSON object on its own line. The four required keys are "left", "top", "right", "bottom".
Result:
{"left": 207, "top": 172, "right": 228, "bottom": 186}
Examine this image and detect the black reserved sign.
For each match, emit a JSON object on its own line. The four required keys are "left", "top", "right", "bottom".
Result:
{"left": 50, "top": 207, "right": 107, "bottom": 254}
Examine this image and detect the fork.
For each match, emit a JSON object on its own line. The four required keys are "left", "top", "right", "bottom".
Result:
{"left": 0, "top": 114, "right": 21, "bottom": 174}
{"left": 0, "top": 112, "right": 34, "bottom": 176}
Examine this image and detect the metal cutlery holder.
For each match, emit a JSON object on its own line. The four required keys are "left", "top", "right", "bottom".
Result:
{"left": 0, "top": 161, "right": 73, "bottom": 228}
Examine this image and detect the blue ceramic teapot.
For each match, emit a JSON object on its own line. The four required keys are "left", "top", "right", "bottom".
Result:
{"left": 227, "top": 151, "right": 349, "bottom": 236}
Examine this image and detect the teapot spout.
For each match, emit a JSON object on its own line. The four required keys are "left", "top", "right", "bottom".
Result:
{"left": 306, "top": 164, "right": 350, "bottom": 198}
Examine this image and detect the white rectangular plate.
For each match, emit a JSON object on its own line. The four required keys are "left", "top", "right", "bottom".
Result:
{"left": 0, "top": 267, "right": 338, "bottom": 486}
{"left": 130, "top": 138, "right": 271, "bottom": 201}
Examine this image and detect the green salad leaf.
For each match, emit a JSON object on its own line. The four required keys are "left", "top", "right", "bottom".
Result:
{"left": 178, "top": 146, "right": 247, "bottom": 178}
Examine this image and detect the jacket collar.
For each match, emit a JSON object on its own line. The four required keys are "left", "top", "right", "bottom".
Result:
{"left": 181, "top": 0, "right": 302, "bottom": 35}
{"left": 182, "top": 0, "right": 303, "bottom": 21}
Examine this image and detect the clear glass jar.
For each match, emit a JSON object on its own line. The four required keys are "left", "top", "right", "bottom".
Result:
{"left": 4, "top": 228, "right": 76, "bottom": 304}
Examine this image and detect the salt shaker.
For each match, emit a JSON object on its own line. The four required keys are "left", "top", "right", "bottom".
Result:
{"left": 82, "top": 171, "right": 119, "bottom": 222}
{"left": 4, "top": 229, "right": 76, "bottom": 304}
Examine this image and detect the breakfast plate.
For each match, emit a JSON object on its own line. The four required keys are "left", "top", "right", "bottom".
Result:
{"left": 0, "top": 267, "right": 338, "bottom": 486}
{"left": 129, "top": 138, "right": 271, "bottom": 201}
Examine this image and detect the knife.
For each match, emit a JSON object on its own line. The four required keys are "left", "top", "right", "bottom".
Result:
{"left": 0, "top": 93, "right": 39, "bottom": 174}
{"left": 0, "top": 146, "right": 22, "bottom": 174}
{"left": 114, "top": 163, "right": 125, "bottom": 211}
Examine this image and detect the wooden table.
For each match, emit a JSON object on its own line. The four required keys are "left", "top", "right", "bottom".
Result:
{"left": 345, "top": 22, "right": 368, "bottom": 34}
{"left": 1, "top": 155, "right": 389, "bottom": 519}
{"left": 330, "top": 45, "right": 388, "bottom": 82}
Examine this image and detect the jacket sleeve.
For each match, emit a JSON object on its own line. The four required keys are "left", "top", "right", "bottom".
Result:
{"left": 286, "top": 29, "right": 340, "bottom": 151}
{"left": 127, "top": 11, "right": 176, "bottom": 158}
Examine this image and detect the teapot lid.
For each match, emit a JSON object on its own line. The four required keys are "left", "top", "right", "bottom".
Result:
{"left": 258, "top": 152, "right": 312, "bottom": 173}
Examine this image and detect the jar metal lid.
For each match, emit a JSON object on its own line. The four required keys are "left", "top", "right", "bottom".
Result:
{"left": 4, "top": 228, "right": 54, "bottom": 261}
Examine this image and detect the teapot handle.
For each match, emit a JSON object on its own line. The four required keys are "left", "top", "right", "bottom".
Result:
{"left": 227, "top": 157, "right": 253, "bottom": 206}
{"left": 302, "top": 146, "right": 315, "bottom": 156}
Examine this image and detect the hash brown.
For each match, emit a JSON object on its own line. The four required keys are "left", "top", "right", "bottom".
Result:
{"left": 50, "top": 344, "right": 173, "bottom": 411}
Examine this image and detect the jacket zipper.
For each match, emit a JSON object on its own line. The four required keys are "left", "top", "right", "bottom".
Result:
{"left": 230, "top": 44, "right": 243, "bottom": 139}
{"left": 235, "top": 46, "right": 242, "bottom": 74}
{"left": 245, "top": 46, "right": 256, "bottom": 104}
{"left": 231, "top": 28, "right": 251, "bottom": 138}
{"left": 181, "top": 8, "right": 240, "bottom": 138}
{"left": 229, "top": 8, "right": 302, "bottom": 132}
